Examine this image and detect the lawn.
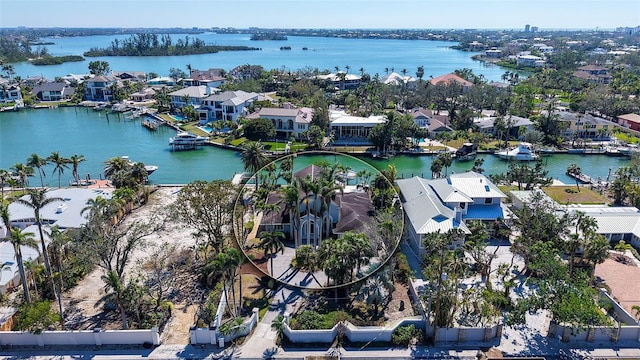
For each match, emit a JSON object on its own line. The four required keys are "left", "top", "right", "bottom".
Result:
{"left": 180, "top": 123, "right": 209, "bottom": 137}
{"left": 542, "top": 186, "right": 609, "bottom": 205}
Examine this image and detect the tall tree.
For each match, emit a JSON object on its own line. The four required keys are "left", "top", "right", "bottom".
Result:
{"left": 241, "top": 141, "right": 269, "bottom": 192}
{"left": 10, "top": 163, "right": 34, "bottom": 188}
{"left": 259, "top": 230, "right": 285, "bottom": 277}
{"left": 69, "top": 154, "right": 86, "bottom": 185}
{"left": 13, "top": 188, "right": 63, "bottom": 284}
{"left": 9, "top": 228, "right": 39, "bottom": 304}
{"left": 26, "top": 153, "right": 48, "bottom": 188}
{"left": 47, "top": 152, "right": 69, "bottom": 189}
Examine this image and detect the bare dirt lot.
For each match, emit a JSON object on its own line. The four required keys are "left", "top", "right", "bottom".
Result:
{"left": 62, "top": 187, "right": 202, "bottom": 344}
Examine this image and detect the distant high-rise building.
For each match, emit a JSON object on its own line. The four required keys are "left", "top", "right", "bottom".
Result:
{"left": 531, "top": 26, "right": 538, "bottom": 33}
{"left": 525, "top": 24, "right": 530, "bottom": 32}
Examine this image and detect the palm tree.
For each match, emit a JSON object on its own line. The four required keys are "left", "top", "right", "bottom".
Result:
{"left": 566, "top": 163, "right": 582, "bottom": 191}
{"left": 13, "top": 188, "right": 63, "bottom": 285}
{"left": 26, "top": 153, "right": 48, "bottom": 188}
{"left": 47, "top": 152, "right": 69, "bottom": 188}
{"left": 241, "top": 142, "right": 268, "bottom": 191}
{"left": 204, "top": 249, "right": 242, "bottom": 316}
{"left": 9, "top": 228, "right": 38, "bottom": 303}
{"left": 10, "top": 163, "right": 34, "bottom": 188}
{"left": 258, "top": 230, "right": 285, "bottom": 277}
{"left": 69, "top": 154, "right": 86, "bottom": 185}
{"left": 0, "top": 169, "right": 8, "bottom": 198}
{"left": 101, "top": 270, "right": 129, "bottom": 329}
{"left": 103, "top": 156, "right": 131, "bottom": 180}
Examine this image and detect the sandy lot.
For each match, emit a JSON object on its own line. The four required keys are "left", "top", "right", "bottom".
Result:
{"left": 62, "top": 187, "right": 201, "bottom": 344}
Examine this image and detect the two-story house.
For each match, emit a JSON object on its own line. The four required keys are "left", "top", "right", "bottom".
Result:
{"left": 429, "top": 73, "right": 474, "bottom": 93}
{"left": 0, "top": 84, "right": 22, "bottom": 103}
{"left": 328, "top": 110, "right": 386, "bottom": 143}
{"left": 556, "top": 111, "right": 612, "bottom": 140}
{"left": 246, "top": 106, "right": 314, "bottom": 140}
{"left": 410, "top": 108, "right": 452, "bottom": 137}
{"left": 572, "top": 65, "right": 611, "bottom": 84}
{"left": 84, "top": 75, "right": 117, "bottom": 101}
{"left": 397, "top": 172, "right": 510, "bottom": 254}
{"left": 199, "top": 90, "right": 259, "bottom": 123}
{"left": 168, "top": 85, "right": 215, "bottom": 112}
{"left": 182, "top": 68, "right": 226, "bottom": 88}
{"left": 32, "top": 82, "right": 73, "bottom": 101}
{"left": 314, "top": 72, "right": 362, "bottom": 90}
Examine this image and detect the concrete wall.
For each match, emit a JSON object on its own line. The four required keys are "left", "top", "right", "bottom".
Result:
{"left": 600, "top": 289, "right": 639, "bottom": 326}
{"left": 0, "top": 328, "right": 160, "bottom": 346}
{"left": 189, "top": 308, "right": 259, "bottom": 346}
{"left": 282, "top": 313, "right": 497, "bottom": 345}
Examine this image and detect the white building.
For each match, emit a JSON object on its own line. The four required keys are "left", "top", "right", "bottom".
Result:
{"left": 199, "top": 90, "right": 259, "bottom": 123}
{"left": 1, "top": 188, "right": 112, "bottom": 295}
{"left": 397, "top": 172, "right": 510, "bottom": 254}
{"left": 329, "top": 110, "right": 386, "bottom": 143}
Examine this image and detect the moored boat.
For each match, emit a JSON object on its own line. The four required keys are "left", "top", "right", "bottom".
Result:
{"left": 169, "top": 131, "right": 208, "bottom": 150}
{"left": 454, "top": 143, "right": 478, "bottom": 162}
{"left": 495, "top": 142, "right": 539, "bottom": 161}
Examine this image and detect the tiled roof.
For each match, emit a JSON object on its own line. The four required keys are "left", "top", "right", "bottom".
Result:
{"left": 429, "top": 73, "right": 473, "bottom": 87}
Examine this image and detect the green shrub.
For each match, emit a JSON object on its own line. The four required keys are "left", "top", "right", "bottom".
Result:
{"left": 392, "top": 324, "right": 424, "bottom": 345}
{"left": 14, "top": 301, "right": 61, "bottom": 333}
{"left": 394, "top": 252, "right": 413, "bottom": 284}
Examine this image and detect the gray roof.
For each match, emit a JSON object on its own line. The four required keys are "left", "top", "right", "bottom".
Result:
{"left": 397, "top": 177, "right": 469, "bottom": 235}
{"left": 429, "top": 179, "right": 473, "bottom": 203}
{"left": 8, "top": 188, "right": 112, "bottom": 229}
{"left": 564, "top": 205, "right": 640, "bottom": 236}
{"left": 474, "top": 115, "right": 533, "bottom": 129}
{"left": 204, "top": 90, "right": 258, "bottom": 106}
{"left": 169, "top": 86, "right": 211, "bottom": 99}
{"left": 32, "top": 82, "right": 69, "bottom": 93}
{"left": 447, "top": 172, "right": 507, "bottom": 200}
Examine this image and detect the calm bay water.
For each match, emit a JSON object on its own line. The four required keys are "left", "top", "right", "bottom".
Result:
{"left": 15, "top": 33, "right": 510, "bottom": 81}
{"left": 0, "top": 108, "right": 629, "bottom": 185}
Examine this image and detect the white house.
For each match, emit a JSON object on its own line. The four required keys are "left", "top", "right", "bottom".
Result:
{"left": 199, "top": 90, "right": 259, "bottom": 123}
{"left": 397, "top": 172, "right": 510, "bottom": 254}
{"left": 329, "top": 110, "right": 386, "bottom": 143}
{"left": 246, "top": 106, "right": 314, "bottom": 140}
{"left": 32, "top": 82, "right": 73, "bottom": 101}
{"left": 0, "top": 84, "right": 22, "bottom": 103}
{"left": 314, "top": 72, "right": 362, "bottom": 90}
{"left": 1, "top": 188, "right": 112, "bottom": 295}
{"left": 168, "top": 85, "right": 216, "bottom": 111}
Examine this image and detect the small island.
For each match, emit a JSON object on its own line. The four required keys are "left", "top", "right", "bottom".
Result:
{"left": 30, "top": 55, "right": 84, "bottom": 65}
{"left": 250, "top": 33, "right": 287, "bottom": 41}
{"left": 279, "top": 46, "right": 292, "bottom": 50}
{"left": 83, "top": 34, "right": 260, "bottom": 57}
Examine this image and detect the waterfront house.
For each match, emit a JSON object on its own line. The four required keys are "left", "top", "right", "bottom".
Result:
{"left": 473, "top": 114, "right": 534, "bottom": 137}
{"left": 484, "top": 48, "right": 502, "bottom": 58}
{"left": 62, "top": 73, "right": 93, "bottom": 84}
{"left": 129, "top": 88, "right": 156, "bottom": 102}
{"left": 0, "top": 84, "right": 22, "bottom": 104}
{"left": 32, "top": 82, "right": 73, "bottom": 101}
{"left": 397, "top": 172, "right": 510, "bottom": 254}
{"left": 258, "top": 165, "right": 374, "bottom": 248}
{"left": 84, "top": 75, "right": 117, "bottom": 101}
{"left": 199, "top": 90, "right": 259, "bottom": 123}
{"left": 381, "top": 72, "right": 417, "bottom": 90}
{"left": 556, "top": 111, "right": 612, "bottom": 140}
{"left": 246, "top": 106, "right": 313, "bottom": 140}
{"left": 1, "top": 188, "right": 112, "bottom": 295}
{"left": 617, "top": 113, "right": 640, "bottom": 131}
{"left": 410, "top": 108, "right": 453, "bottom": 137}
{"left": 314, "top": 72, "right": 362, "bottom": 90}
{"left": 572, "top": 65, "right": 611, "bottom": 84}
{"left": 168, "top": 85, "right": 215, "bottom": 110}
{"left": 516, "top": 54, "right": 545, "bottom": 67}
{"left": 429, "top": 73, "right": 474, "bottom": 93}
{"left": 328, "top": 110, "right": 386, "bottom": 144}
{"left": 113, "top": 71, "right": 146, "bottom": 82}
{"left": 147, "top": 76, "right": 177, "bottom": 87}
{"left": 182, "top": 68, "right": 226, "bottom": 88}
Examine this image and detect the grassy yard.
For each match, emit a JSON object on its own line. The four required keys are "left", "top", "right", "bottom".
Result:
{"left": 542, "top": 186, "right": 609, "bottom": 205}
{"left": 180, "top": 123, "right": 209, "bottom": 137}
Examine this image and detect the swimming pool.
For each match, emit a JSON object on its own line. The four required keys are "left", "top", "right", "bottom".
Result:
{"left": 171, "top": 114, "right": 185, "bottom": 121}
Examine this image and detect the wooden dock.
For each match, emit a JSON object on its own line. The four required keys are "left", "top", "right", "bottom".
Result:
{"left": 566, "top": 171, "right": 606, "bottom": 186}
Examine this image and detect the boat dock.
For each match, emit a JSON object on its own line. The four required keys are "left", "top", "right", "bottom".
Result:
{"left": 566, "top": 171, "right": 606, "bottom": 186}
{"left": 141, "top": 118, "right": 158, "bottom": 130}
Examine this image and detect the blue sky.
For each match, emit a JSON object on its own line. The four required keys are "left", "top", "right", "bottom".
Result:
{"left": 1, "top": 0, "right": 638, "bottom": 29}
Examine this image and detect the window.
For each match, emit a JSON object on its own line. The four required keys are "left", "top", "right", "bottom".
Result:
{"left": 484, "top": 198, "right": 493, "bottom": 204}
{"left": 460, "top": 203, "right": 466, "bottom": 209}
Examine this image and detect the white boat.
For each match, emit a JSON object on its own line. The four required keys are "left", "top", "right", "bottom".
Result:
{"left": 120, "top": 156, "right": 158, "bottom": 175}
{"left": 496, "top": 142, "right": 539, "bottom": 161}
{"left": 455, "top": 143, "right": 478, "bottom": 162}
{"left": 169, "top": 131, "right": 208, "bottom": 146}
